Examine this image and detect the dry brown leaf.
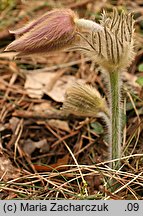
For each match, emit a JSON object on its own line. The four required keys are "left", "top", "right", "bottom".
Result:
{"left": 24, "top": 70, "right": 63, "bottom": 99}
{"left": 33, "top": 154, "right": 69, "bottom": 171}
{"left": 46, "top": 75, "right": 84, "bottom": 102}
{"left": 0, "top": 153, "right": 20, "bottom": 181}
{"left": 21, "top": 138, "right": 49, "bottom": 155}
{"left": 122, "top": 71, "right": 141, "bottom": 92}
{"left": 32, "top": 102, "right": 52, "bottom": 112}
{"left": 0, "top": 124, "right": 6, "bottom": 132}
{"left": 25, "top": 70, "right": 84, "bottom": 102}
{"left": 0, "top": 80, "right": 7, "bottom": 91}
{"left": 9, "top": 117, "right": 20, "bottom": 133}
{"left": 48, "top": 119, "right": 70, "bottom": 132}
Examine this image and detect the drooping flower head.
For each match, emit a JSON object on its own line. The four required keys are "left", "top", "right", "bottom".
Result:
{"left": 5, "top": 9, "right": 78, "bottom": 55}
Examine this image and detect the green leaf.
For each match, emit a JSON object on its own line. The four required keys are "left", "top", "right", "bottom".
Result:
{"left": 90, "top": 122, "right": 104, "bottom": 134}
{"left": 138, "top": 63, "right": 143, "bottom": 72}
{"left": 136, "top": 77, "right": 143, "bottom": 87}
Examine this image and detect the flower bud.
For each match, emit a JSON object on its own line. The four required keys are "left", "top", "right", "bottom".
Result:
{"left": 5, "top": 9, "right": 78, "bottom": 56}
{"left": 62, "top": 82, "right": 109, "bottom": 117}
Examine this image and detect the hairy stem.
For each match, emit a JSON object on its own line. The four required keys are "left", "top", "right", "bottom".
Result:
{"left": 109, "top": 71, "right": 122, "bottom": 169}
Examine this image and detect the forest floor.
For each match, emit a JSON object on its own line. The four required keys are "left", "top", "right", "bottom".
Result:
{"left": 0, "top": 0, "right": 143, "bottom": 200}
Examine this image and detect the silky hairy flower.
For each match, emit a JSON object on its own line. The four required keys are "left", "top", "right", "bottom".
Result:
{"left": 62, "top": 82, "right": 109, "bottom": 117}
{"left": 74, "top": 9, "right": 135, "bottom": 72}
{"left": 5, "top": 9, "right": 78, "bottom": 55}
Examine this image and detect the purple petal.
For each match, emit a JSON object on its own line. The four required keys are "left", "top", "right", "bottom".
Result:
{"left": 5, "top": 9, "right": 77, "bottom": 55}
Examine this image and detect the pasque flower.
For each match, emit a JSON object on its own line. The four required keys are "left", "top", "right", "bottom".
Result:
{"left": 5, "top": 8, "right": 136, "bottom": 172}
{"left": 62, "top": 82, "right": 109, "bottom": 117}
{"left": 5, "top": 9, "right": 78, "bottom": 55}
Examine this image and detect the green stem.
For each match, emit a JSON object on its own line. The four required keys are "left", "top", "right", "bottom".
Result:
{"left": 109, "top": 71, "right": 122, "bottom": 170}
